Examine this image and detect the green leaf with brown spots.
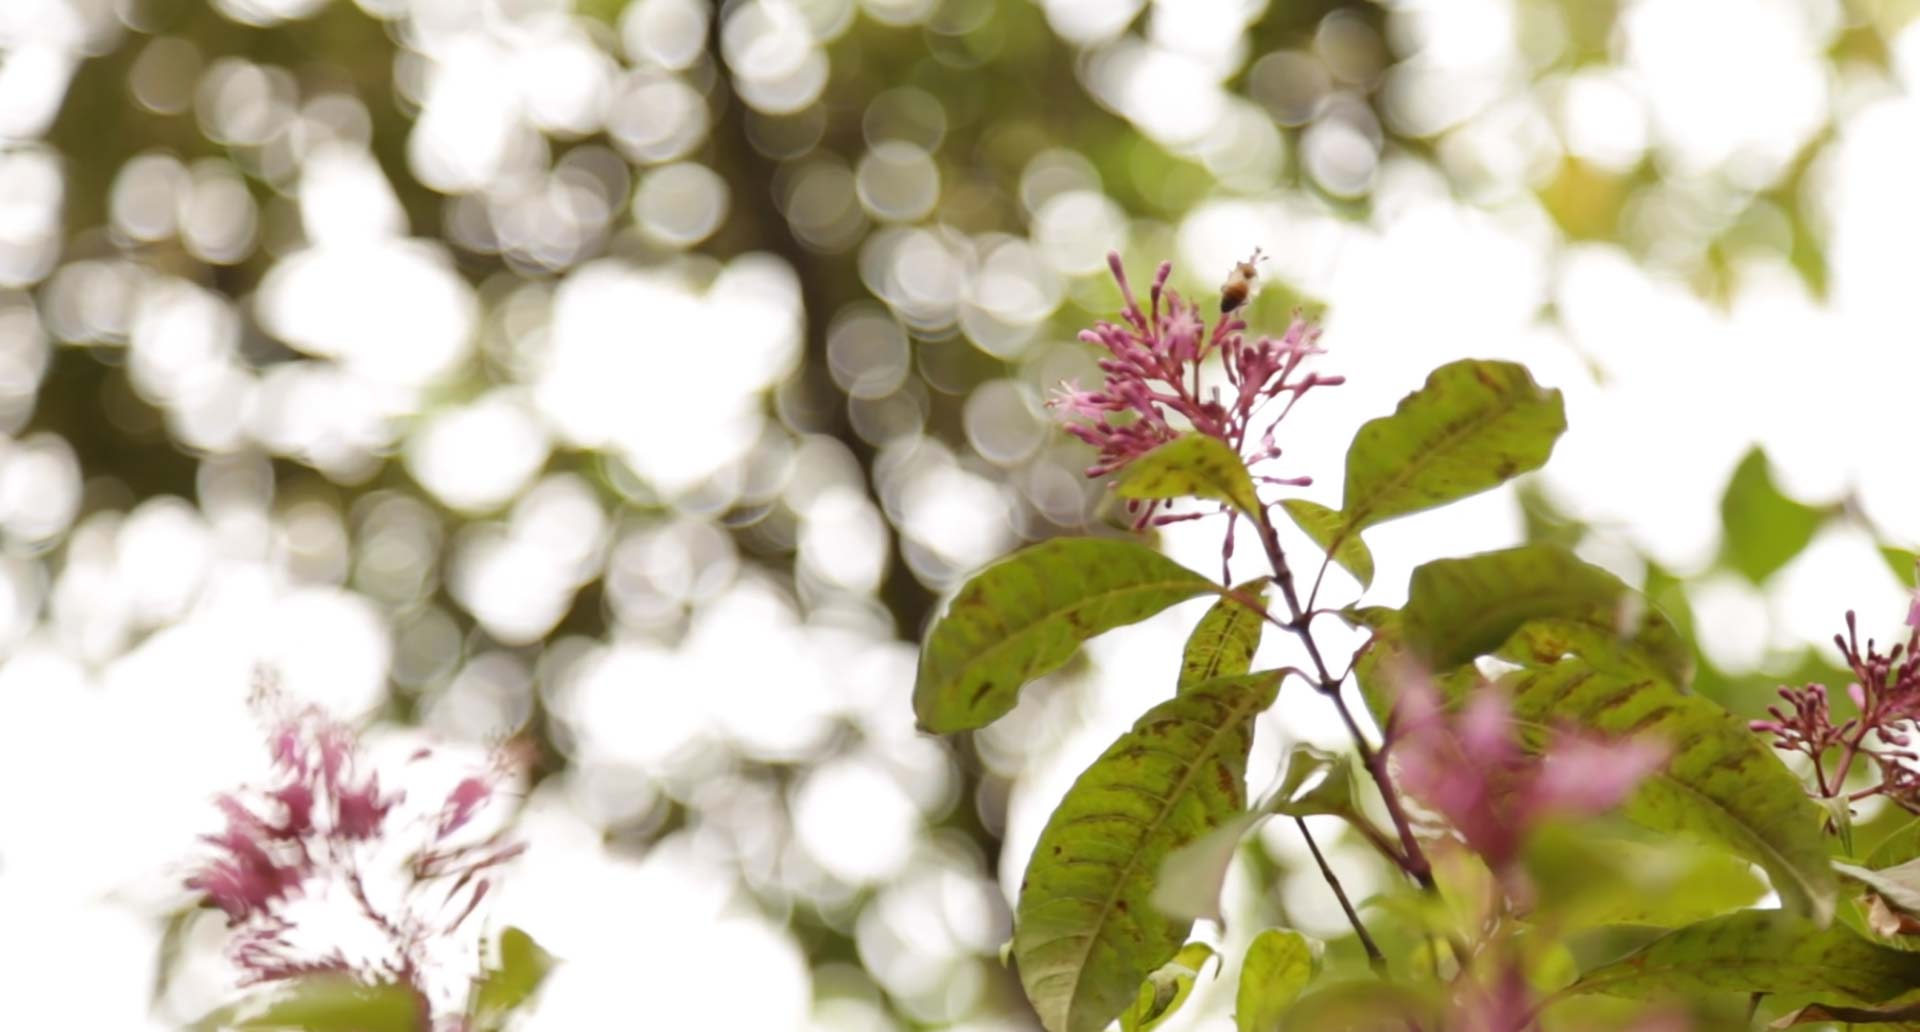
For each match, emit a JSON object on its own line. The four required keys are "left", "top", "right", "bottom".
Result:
{"left": 1112, "top": 434, "right": 1262, "bottom": 517}
{"left": 1278, "top": 499, "right": 1374, "bottom": 589}
{"left": 1014, "top": 671, "right": 1281, "bottom": 1032}
{"left": 1494, "top": 661, "right": 1837, "bottom": 924}
{"left": 1403, "top": 544, "right": 1688, "bottom": 683}
{"left": 1338, "top": 359, "right": 1565, "bottom": 530}
{"left": 1569, "top": 910, "right": 1920, "bottom": 1002}
{"left": 915, "top": 539, "right": 1219, "bottom": 734}
{"left": 1178, "top": 579, "right": 1269, "bottom": 693}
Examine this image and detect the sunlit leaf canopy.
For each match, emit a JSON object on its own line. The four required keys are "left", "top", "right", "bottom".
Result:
{"left": 3, "top": 0, "right": 1920, "bottom": 1027}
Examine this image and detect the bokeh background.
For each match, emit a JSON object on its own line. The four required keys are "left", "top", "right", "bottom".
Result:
{"left": 3, "top": 0, "right": 1920, "bottom": 1027}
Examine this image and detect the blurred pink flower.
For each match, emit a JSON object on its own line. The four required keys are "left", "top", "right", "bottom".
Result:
{"left": 186, "top": 701, "right": 524, "bottom": 1028}
{"left": 1390, "top": 674, "right": 1667, "bottom": 872}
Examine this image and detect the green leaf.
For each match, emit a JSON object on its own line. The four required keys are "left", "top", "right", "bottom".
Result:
{"left": 1179, "top": 580, "right": 1269, "bottom": 692}
{"left": 1149, "top": 747, "right": 1357, "bottom": 925}
{"left": 1838, "top": 859, "right": 1920, "bottom": 917}
{"left": 915, "top": 539, "right": 1218, "bottom": 733}
{"left": 1720, "top": 447, "right": 1826, "bottom": 584}
{"left": 469, "top": 926, "right": 555, "bottom": 1031}
{"left": 1338, "top": 359, "right": 1565, "bottom": 531}
{"left": 1770, "top": 999, "right": 1920, "bottom": 1027}
{"left": 1014, "top": 671, "right": 1282, "bottom": 1032}
{"left": 1495, "top": 661, "right": 1837, "bottom": 925}
{"left": 1235, "top": 929, "right": 1318, "bottom": 1032}
{"left": 1496, "top": 617, "right": 1691, "bottom": 688}
{"left": 193, "top": 978, "right": 419, "bottom": 1032}
{"left": 1570, "top": 910, "right": 1920, "bottom": 1003}
{"left": 1118, "top": 943, "right": 1217, "bottom": 1032}
{"left": 1277, "top": 499, "right": 1374, "bottom": 589}
{"left": 1881, "top": 547, "right": 1918, "bottom": 590}
{"left": 1523, "top": 824, "right": 1768, "bottom": 930}
{"left": 1403, "top": 544, "right": 1687, "bottom": 682}
{"left": 1267, "top": 746, "right": 1360, "bottom": 820}
{"left": 1112, "top": 434, "right": 1262, "bottom": 517}
{"left": 1869, "top": 818, "right": 1920, "bottom": 869}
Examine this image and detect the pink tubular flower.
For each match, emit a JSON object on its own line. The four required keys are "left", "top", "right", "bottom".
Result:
{"left": 1753, "top": 609, "right": 1920, "bottom": 810}
{"left": 186, "top": 702, "right": 526, "bottom": 1029}
{"left": 1048, "top": 251, "right": 1342, "bottom": 527}
{"left": 1389, "top": 674, "right": 1667, "bottom": 873}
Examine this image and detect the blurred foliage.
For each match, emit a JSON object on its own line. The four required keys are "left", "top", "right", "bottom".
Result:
{"left": 9, "top": 0, "right": 1920, "bottom": 1027}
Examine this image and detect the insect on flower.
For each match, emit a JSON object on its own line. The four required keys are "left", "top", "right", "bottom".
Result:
{"left": 1218, "top": 248, "right": 1264, "bottom": 314}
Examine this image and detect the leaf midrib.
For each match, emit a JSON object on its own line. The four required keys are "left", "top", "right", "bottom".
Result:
{"left": 930, "top": 576, "right": 1216, "bottom": 691}
{"left": 1038, "top": 681, "right": 1273, "bottom": 1032}
{"left": 1343, "top": 377, "right": 1555, "bottom": 531}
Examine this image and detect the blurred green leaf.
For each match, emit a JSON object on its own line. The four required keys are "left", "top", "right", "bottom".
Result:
{"left": 469, "top": 926, "right": 554, "bottom": 1031}
{"left": 1150, "top": 745, "right": 1358, "bottom": 925}
{"left": 194, "top": 978, "right": 418, "bottom": 1032}
{"left": 1571, "top": 910, "right": 1920, "bottom": 1003}
{"left": 914, "top": 539, "right": 1217, "bottom": 733}
{"left": 1837, "top": 859, "right": 1920, "bottom": 920}
{"left": 1113, "top": 434, "right": 1262, "bottom": 517}
{"left": 1524, "top": 823, "right": 1768, "bottom": 930}
{"left": 1014, "top": 671, "right": 1280, "bottom": 1032}
{"left": 1235, "top": 928, "right": 1318, "bottom": 1032}
{"left": 1278, "top": 498, "right": 1375, "bottom": 590}
{"left": 1719, "top": 447, "right": 1825, "bottom": 584}
{"left": 1869, "top": 819, "right": 1920, "bottom": 869}
{"left": 1179, "top": 579, "right": 1269, "bottom": 692}
{"left": 1402, "top": 544, "right": 1684, "bottom": 680}
{"left": 1337, "top": 359, "right": 1566, "bottom": 532}
{"left": 1118, "top": 942, "right": 1216, "bottom": 1032}
{"left": 1495, "top": 661, "right": 1836, "bottom": 924}
{"left": 1496, "top": 616, "right": 1691, "bottom": 688}
{"left": 1882, "top": 547, "right": 1919, "bottom": 589}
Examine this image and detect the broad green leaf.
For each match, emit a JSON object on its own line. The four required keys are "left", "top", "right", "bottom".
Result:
{"left": 469, "top": 926, "right": 555, "bottom": 1031}
{"left": 1267, "top": 747, "right": 1359, "bottom": 820}
{"left": 1277, "top": 499, "right": 1374, "bottom": 589}
{"left": 1870, "top": 819, "right": 1920, "bottom": 869}
{"left": 193, "top": 978, "right": 418, "bottom": 1032}
{"left": 1496, "top": 617, "right": 1690, "bottom": 688}
{"left": 1118, "top": 943, "right": 1217, "bottom": 1032}
{"left": 1282, "top": 979, "right": 1443, "bottom": 1030}
{"left": 1524, "top": 823, "right": 1768, "bottom": 930}
{"left": 1495, "top": 661, "right": 1836, "bottom": 924}
{"left": 1838, "top": 859, "right": 1920, "bottom": 922}
{"left": 1571, "top": 910, "right": 1920, "bottom": 1003}
{"left": 915, "top": 539, "right": 1218, "bottom": 733}
{"left": 1881, "top": 547, "right": 1919, "bottom": 589}
{"left": 1150, "top": 747, "right": 1357, "bottom": 924}
{"left": 1015, "top": 671, "right": 1281, "bottom": 1032}
{"left": 1151, "top": 811, "right": 1262, "bottom": 924}
{"left": 1771, "top": 1000, "right": 1920, "bottom": 1026}
{"left": 1720, "top": 447, "right": 1825, "bottom": 584}
{"left": 1402, "top": 544, "right": 1687, "bottom": 682}
{"left": 1179, "top": 580, "right": 1269, "bottom": 692}
{"left": 1235, "top": 929, "right": 1318, "bottom": 1032}
{"left": 1338, "top": 359, "right": 1565, "bottom": 530}
{"left": 1112, "top": 434, "right": 1262, "bottom": 517}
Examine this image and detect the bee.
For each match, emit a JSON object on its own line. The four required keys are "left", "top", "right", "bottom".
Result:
{"left": 1219, "top": 248, "right": 1265, "bottom": 314}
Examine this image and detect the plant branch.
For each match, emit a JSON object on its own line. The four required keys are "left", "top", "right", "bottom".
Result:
{"left": 1295, "top": 816, "right": 1385, "bottom": 974}
{"left": 1251, "top": 507, "right": 1435, "bottom": 889}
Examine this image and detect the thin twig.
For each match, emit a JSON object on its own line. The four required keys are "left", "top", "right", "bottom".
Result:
{"left": 1250, "top": 508, "right": 1435, "bottom": 887}
{"left": 1295, "top": 816, "right": 1385, "bottom": 974}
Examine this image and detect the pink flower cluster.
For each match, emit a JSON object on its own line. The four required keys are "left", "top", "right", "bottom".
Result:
{"left": 1752, "top": 606, "right": 1920, "bottom": 810}
{"left": 1389, "top": 675, "right": 1668, "bottom": 873}
{"left": 187, "top": 703, "right": 524, "bottom": 1026}
{"left": 1048, "top": 251, "right": 1342, "bottom": 525}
